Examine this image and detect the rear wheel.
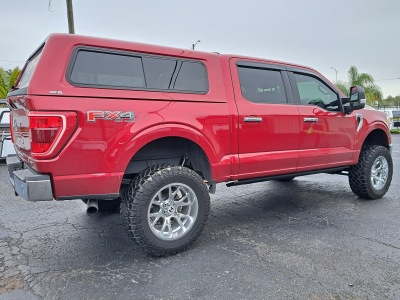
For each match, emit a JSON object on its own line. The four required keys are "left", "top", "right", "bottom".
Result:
{"left": 121, "top": 164, "right": 210, "bottom": 256}
{"left": 349, "top": 145, "right": 392, "bottom": 200}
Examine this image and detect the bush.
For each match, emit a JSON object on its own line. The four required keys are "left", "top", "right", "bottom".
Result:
{"left": 390, "top": 129, "right": 400, "bottom": 134}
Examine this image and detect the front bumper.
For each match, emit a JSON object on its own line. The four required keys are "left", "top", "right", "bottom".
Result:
{"left": 6, "top": 155, "right": 53, "bottom": 201}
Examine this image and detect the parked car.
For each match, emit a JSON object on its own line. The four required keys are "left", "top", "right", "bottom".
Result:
{"left": 378, "top": 109, "right": 400, "bottom": 129}
{"left": 393, "top": 110, "right": 400, "bottom": 128}
{"left": 6, "top": 34, "right": 393, "bottom": 256}
{"left": 0, "top": 100, "right": 15, "bottom": 159}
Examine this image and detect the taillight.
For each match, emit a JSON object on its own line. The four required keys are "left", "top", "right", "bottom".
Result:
{"left": 28, "top": 112, "right": 78, "bottom": 159}
{"left": 30, "top": 116, "right": 63, "bottom": 153}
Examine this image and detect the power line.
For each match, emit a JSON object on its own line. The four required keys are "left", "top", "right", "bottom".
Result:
{"left": 0, "top": 63, "right": 23, "bottom": 69}
{"left": 0, "top": 60, "right": 25, "bottom": 63}
{"left": 376, "top": 78, "right": 400, "bottom": 81}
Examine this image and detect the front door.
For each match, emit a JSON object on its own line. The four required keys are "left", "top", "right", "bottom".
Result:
{"left": 288, "top": 71, "right": 356, "bottom": 172}
{"left": 230, "top": 59, "right": 300, "bottom": 180}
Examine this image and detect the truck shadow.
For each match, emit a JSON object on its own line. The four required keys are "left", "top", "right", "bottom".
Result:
{"left": 74, "top": 177, "right": 357, "bottom": 259}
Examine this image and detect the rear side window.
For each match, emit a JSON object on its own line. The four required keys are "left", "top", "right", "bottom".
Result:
{"left": 68, "top": 48, "right": 208, "bottom": 93}
{"left": 17, "top": 49, "right": 43, "bottom": 89}
{"left": 142, "top": 57, "right": 176, "bottom": 89}
{"left": 70, "top": 51, "right": 145, "bottom": 88}
{"left": 238, "top": 67, "right": 287, "bottom": 104}
{"left": 173, "top": 62, "right": 208, "bottom": 92}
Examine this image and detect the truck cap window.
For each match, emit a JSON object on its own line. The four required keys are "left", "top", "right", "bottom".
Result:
{"left": 173, "top": 62, "right": 208, "bottom": 92}
{"left": 143, "top": 57, "right": 177, "bottom": 90}
{"left": 68, "top": 49, "right": 208, "bottom": 93}
{"left": 238, "top": 67, "right": 287, "bottom": 104}
{"left": 17, "top": 49, "right": 43, "bottom": 89}
{"left": 70, "top": 51, "right": 145, "bottom": 88}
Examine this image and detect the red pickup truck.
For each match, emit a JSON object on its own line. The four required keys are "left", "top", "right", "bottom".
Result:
{"left": 6, "top": 34, "right": 393, "bottom": 256}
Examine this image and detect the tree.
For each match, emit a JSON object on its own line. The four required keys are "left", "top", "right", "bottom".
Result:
{"left": 334, "top": 80, "right": 349, "bottom": 96}
{"left": 384, "top": 95, "right": 400, "bottom": 108}
{"left": 0, "top": 67, "right": 21, "bottom": 99}
{"left": 334, "top": 66, "right": 383, "bottom": 106}
{"left": 395, "top": 95, "right": 400, "bottom": 108}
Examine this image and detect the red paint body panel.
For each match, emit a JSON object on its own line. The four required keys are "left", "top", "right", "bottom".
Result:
{"left": 7, "top": 33, "right": 391, "bottom": 200}
{"left": 351, "top": 109, "right": 392, "bottom": 163}
{"left": 11, "top": 96, "right": 233, "bottom": 198}
{"left": 296, "top": 105, "right": 356, "bottom": 171}
{"left": 228, "top": 58, "right": 300, "bottom": 179}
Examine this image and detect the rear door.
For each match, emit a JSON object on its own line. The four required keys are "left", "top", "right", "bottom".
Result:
{"left": 288, "top": 70, "right": 356, "bottom": 171}
{"left": 230, "top": 59, "right": 300, "bottom": 179}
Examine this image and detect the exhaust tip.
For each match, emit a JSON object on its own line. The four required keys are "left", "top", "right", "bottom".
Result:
{"left": 86, "top": 199, "right": 99, "bottom": 215}
{"left": 86, "top": 206, "right": 98, "bottom": 215}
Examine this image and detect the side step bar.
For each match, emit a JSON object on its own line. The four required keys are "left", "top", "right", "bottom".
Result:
{"left": 226, "top": 167, "right": 348, "bottom": 187}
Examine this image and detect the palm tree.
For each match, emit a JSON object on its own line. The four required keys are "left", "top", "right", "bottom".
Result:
{"left": 348, "top": 66, "right": 383, "bottom": 105}
{"left": 334, "top": 66, "right": 382, "bottom": 106}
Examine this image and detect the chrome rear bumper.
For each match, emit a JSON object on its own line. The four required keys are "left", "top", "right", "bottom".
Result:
{"left": 6, "top": 155, "right": 53, "bottom": 201}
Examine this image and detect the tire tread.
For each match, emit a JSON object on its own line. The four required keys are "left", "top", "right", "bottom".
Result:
{"left": 121, "top": 164, "right": 210, "bottom": 256}
{"left": 349, "top": 145, "right": 392, "bottom": 200}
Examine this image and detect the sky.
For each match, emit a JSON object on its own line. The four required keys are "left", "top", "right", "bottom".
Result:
{"left": 1, "top": 0, "right": 400, "bottom": 97}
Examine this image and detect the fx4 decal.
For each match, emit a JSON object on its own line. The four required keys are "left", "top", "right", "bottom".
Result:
{"left": 87, "top": 111, "right": 135, "bottom": 122}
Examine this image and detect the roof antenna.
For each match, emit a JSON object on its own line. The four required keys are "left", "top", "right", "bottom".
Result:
{"left": 192, "top": 40, "right": 201, "bottom": 50}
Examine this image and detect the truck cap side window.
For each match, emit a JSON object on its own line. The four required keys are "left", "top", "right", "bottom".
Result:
{"left": 142, "top": 57, "right": 177, "bottom": 90}
{"left": 237, "top": 66, "right": 287, "bottom": 104}
{"left": 68, "top": 48, "right": 209, "bottom": 93}
{"left": 173, "top": 61, "right": 208, "bottom": 92}
{"left": 293, "top": 73, "right": 339, "bottom": 111}
{"left": 70, "top": 50, "right": 145, "bottom": 88}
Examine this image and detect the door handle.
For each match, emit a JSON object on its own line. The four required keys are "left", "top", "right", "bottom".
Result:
{"left": 303, "top": 117, "right": 318, "bottom": 122}
{"left": 244, "top": 116, "right": 262, "bottom": 123}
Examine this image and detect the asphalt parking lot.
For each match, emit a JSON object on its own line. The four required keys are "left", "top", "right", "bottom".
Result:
{"left": 1, "top": 135, "right": 399, "bottom": 300}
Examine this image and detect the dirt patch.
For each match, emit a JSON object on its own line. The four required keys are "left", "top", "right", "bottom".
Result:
{"left": 0, "top": 275, "right": 23, "bottom": 295}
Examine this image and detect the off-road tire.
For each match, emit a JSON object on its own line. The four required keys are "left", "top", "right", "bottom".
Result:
{"left": 121, "top": 164, "right": 210, "bottom": 256}
{"left": 349, "top": 145, "right": 392, "bottom": 200}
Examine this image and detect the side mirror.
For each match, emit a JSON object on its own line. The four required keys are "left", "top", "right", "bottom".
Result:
{"left": 349, "top": 85, "right": 366, "bottom": 110}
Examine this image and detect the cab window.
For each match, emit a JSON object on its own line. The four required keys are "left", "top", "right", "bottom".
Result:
{"left": 293, "top": 73, "right": 339, "bottom": 111}
{"left": 238, "top": 66, "right": 287, "bottom": 104}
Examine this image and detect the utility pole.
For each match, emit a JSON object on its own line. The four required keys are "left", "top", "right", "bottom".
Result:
{"left": 66, "top": 0, "right": 75, "bottom": 34}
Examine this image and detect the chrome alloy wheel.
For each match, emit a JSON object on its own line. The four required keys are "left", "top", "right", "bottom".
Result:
{"left": 148, "top": 183, "right": 198, "bottom": 240}
{"left": 370, "top": 156, "right": 389, "bottom": 190}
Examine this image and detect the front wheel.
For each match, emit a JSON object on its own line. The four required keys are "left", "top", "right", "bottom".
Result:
{"left": 349, "top": 145, "right": 393, "bottom": 200}
{"left": 121, "top": 164, "right": 210, "bottom": 256}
